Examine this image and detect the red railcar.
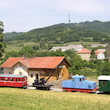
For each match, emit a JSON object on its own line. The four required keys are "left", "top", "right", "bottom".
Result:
{"left": 0, "top": 74, "right": 27, "bottom": 88}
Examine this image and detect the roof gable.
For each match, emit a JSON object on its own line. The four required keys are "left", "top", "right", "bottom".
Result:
{"left": 78, "top": 48, "right": 91, "bottom": 54}
{"left": 0, "top": 57, "right": 23, "bottom": 68}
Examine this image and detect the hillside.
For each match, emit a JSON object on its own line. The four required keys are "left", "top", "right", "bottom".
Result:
{"left": 4, "top": 21, "right": 110, "bottom": 43}
{"left": 4, "top": 32, "right": 24, "bottom": 40}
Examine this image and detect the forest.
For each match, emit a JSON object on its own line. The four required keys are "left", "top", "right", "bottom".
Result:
{"left": 4, "top": 20, "right": 110, "bottom": 43}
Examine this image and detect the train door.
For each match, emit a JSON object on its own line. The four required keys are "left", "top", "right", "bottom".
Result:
{"left": 99, "top": 80, "right": 109, "bottom": 92}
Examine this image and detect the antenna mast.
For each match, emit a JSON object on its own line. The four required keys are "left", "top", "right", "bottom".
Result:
{"left": 68, "top": 12, "right": 71, "bottom": 23}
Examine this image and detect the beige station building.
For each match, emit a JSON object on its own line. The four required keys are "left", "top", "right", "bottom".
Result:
{"left": 0, "top": 57, "right": 71, "bottom": 83}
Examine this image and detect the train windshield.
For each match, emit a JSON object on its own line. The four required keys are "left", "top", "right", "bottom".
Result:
{"left": 80, "top": 78, "right": 85, "bottom": 81}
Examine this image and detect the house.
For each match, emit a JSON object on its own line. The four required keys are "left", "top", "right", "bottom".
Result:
{"left": 50, "top": 44, "right": 83, "bottom": 52}
{"left": 95, "top": 49, "right": 106, "bottom": 60}
{"left": 0, "top": 57, "right": 71, "bottom": 83}
{"left": 50, "top": 47, "right": 69, "bottom": 51}
{"left": 77, "top": 48, "right": 91, "bottom": 61}
{"left": 68, "top": 44, "right": 83, "bottom": 51}
{"left": 91, "top": 44, "right": 108, "bottom": 48}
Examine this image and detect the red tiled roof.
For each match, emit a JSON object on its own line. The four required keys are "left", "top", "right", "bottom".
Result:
{"left": 0, "top": 57, "right": 70, "bottom": 69}
{"left": 0, "top": 57, "right": 23, "bottom": 68}
{"left": 95, "top": 49, "right": 106, "bottom": 55}
{"left": 77, "top": 48, "right": 91, "bottom": 54}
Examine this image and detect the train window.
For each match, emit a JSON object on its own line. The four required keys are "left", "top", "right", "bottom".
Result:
{"left": 10, "top": 78, "right": 14, "bottom": 81}
{"left": 102, "top": 81, "right": 106, "bottom": 86}
{"left": 30, "top": 74, "right": 33, "bottom": 78}
{"left": 5, "top": 78, "right": 8, "bottom": 81}
{"left": 80, "top": 78, "right": 85, "bottom": 81}
{"left": 16, "top": 78, "right": 20, "bottom": 81}
{"left": 1, "top": 78, "right": 4, "bottom": 80}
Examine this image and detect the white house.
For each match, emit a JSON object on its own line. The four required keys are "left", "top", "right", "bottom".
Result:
{"left": 50, "top": 44, "right": 83, "bottom": 52}
{"left": 95, "top": 49, "right": 106, "bottom": 60}
{"left": 96, "top": 52, "right": 105, "bottom": 60}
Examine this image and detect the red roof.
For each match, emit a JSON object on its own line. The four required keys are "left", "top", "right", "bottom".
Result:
{"left": 77, "top": 48, "right": 91, "bottom": 54}
{"left": 0, "top": 57, "right": 70, "bottom": 69}
{"left": 95, "top": 49, "right": 106, "bottom": 55}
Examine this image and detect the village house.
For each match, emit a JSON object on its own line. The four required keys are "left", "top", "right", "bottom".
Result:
{"left": 95, "top": 49, "right": 106, "bottom": 60}
{"left": 50, "top": 47, "right": 69, "bottom": 51}
{"left": 50, "top": 44, "right": 83, "bottom": 52}
{"left": 77, "top": 48, "right": 91, "bottom": 61}
{"left": 68, "top": 44, "right": 83, "bottom": 51}
{"left": 0, "top": 57, "right": 71, "bottom": 83}
{"left": 91, "top": 44, "right": 108, "bottom": 48}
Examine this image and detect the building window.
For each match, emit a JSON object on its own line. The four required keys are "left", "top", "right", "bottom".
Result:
{"left": 30, "top": 74, "right": 33, "bottom": 78}
{"left": 19, "top": 72, "right": 22, "bottom": 75}
{"left": 9, "top": 72, "right": 12, "bottom": 74}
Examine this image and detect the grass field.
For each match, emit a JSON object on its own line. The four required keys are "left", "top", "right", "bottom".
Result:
{"left": 5, "top": 41, "right": 100, "bottom": 53}
{"left": 0, "top": 88, "right": 110, "bottom": 110}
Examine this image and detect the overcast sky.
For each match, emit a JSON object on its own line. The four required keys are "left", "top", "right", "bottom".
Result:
{"left": 0, "top": 0, "right": 110, "bottom": 32}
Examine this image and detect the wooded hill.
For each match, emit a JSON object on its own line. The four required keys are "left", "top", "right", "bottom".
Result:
{"left": 4, "top": 20, "right": 110, "bottom": 43}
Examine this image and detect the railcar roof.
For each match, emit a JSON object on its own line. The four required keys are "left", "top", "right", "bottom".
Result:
{"left": 72, "top": 75, "right": 85, "bottom": 79}
{"left": 0, "top": 74, "right": 26, "bottom": 78}
{"left": 98, "top": 75, "right": 110, "bottom": 81}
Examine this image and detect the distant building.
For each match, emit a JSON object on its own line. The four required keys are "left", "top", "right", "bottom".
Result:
{"left": 50, "top": 47, "right": 69, "bottom": 51}
{"left": 96, "top": 52, "right": 105, "bottom": 60}
{"left": 91, "top": 44, "right": 108, "bottom": 48}
{"left": 77, "top": 48, "right": 91, "bottom": 61}
{"left": 50, "top": 44, "right": 83, "bottom": 52}
{"left": 95, "top": 49, "right": 106, "bottom": 60}
{"left": 68, "top": 44, "right": 83, "bottom": 51}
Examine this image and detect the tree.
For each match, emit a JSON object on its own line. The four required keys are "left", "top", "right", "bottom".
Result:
{"left": 19, "top": 46, "right": 36, "bottom": 57}
{"left": 99, "top": 62, "right": 110, "bottom": 75}
{"left": 0, "top": 21, "right": 4, "bottom": 59}
{"left": 106, "top": 44, "right": 110, "bottom": 61}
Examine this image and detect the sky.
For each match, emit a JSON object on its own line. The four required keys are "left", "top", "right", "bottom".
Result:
{"left": 0, "top": 0, "right": 110, "bottom": 32}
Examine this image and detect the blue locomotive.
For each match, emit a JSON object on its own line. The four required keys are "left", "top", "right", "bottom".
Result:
{"left": 62, "top": 75, "right": 98, "bottom": 93}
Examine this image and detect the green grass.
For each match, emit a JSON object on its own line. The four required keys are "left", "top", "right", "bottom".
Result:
{"left": 65, "top": 41, "right": 100, "bottom": 45}
{"left": 4, "top": 41, "right": 38, "bottom": 52}
{"left": 0, "top": 88, "right": 110, "bottom": 110}
{"left": 4, "top": 40, "right": 100, "bottom": 52}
